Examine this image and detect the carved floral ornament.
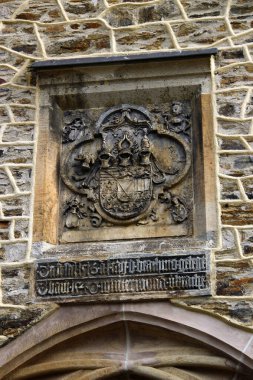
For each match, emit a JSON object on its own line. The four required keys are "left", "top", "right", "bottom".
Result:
{"left": 60, "top": 104, "right": 192, "bottom": 230}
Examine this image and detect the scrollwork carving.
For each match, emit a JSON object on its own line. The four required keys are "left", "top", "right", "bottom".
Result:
{"left": 60, "top": 103, "right": 192, "bottom": 233}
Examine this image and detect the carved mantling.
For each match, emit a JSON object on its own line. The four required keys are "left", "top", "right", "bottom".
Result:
{"left": 60, "top": 103, "right": 192, "bottom": 242}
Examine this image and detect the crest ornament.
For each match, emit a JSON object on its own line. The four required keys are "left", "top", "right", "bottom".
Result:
{"left": 60, "top": 104, "right": 192, "bottom": 240}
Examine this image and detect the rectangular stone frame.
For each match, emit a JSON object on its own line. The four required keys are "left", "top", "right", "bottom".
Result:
{"left": 32, "top": 50, "right": 218, "bottom": 249}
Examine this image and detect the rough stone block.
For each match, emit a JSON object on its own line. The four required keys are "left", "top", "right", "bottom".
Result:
{"left": 0, "top": 146, "right": 33, "bottom": 164}
{"left": 0, "top": 49, "right": 26, "bottom": 70}
{"left": 0, "top": 304, "right": 56, "bottom": 341}
{"left": 216, "top": 90, "right": 248, "bottom": 118}
{"left": 218, "top": 137, "right": 245, "bottom": 151}
{"left": 15, "top": 0, "right": 65, "bottom": 23}
{"left": 173, "top": 298, "right": 253, "bottom": 326}
{"left": 1, "top": 195, "right": 30, "bottom": 217}
{"left": 172, "top": 20, "right": 228, "bottom": 47}
{"left": 239, "top": 229, "right": 253, "bottom": 256}
{"left": 0, "top": 87, "right": 35, "bottom": 106}
{"left": 0, "top": 22, "right": 41, "bottom": 56}
{"left": 230, "top": 0, "right": 253, "bottom": 18}
{"left": 217, "top": 119, "right": 251, "bottom": 135}
{"left": 115, "top": 25, "right": 172, "bottom": 51}
{"left": 0, "top": 67, "right": 16, "bottom": 85}
{"left": 62, "top": 0, "right": 105, "bottom": 19}
{"left": 2, "top": 265, "right": 31, "bottom": 304}
{"left": 0, "top": 243, "right": 27, "bottom": 262}
{"left": 0, "top": 169, "right": 13, "bottom": 194}
{"left": 12, "top": 107, "right": 35, "bottom": 122}
{"left": 242, "top": 178, "right": 253, "bottom": 200}
{"left": 219, "top": 154, "right": 253, "bottom": 177}
{"left": 221, "top": 202, "right": 253, "bottom": 226}
{"left": 215, "top": 228, "right": 239, "bottom": 261}
{"left": 105, "top": 0, "right": 181, "bottom": 27}
{"left": 0, "top": 107, "right": 10, "bottom": 123}
{"left": 215, "top": 48, "right": 245, "bottom": 69}
{"left": 2, "top": 124, "right": 35, "bottom": 143}
{"left": 0, "top": 0, "right": 21, "bottom": 19}
{"left": 216, "top": 260, "right": 253, "bottom": 296}
{"left": 217, "top": 63, "right": 253, "bottom": 89}
{"left": 39, "top": 21, "right": 111, "bottom": 56}
{"left": 233, "top": 30, "right": 253, "bottom": 46}
{"left": 220, "top": 177, "right": 241, "bottom": 200}
{"left": 181, "top": 0, "right": 226, "bottom": 18}
{"left": 11, "top": 168, "right": 32, "bottom": 192}
{"left": 0, "top": 220, "right": 11, "bottom": 241}
{"left": 230, "top": 0, "right": 253, "bottom": 33}
{"left": 14, "top": 219, "right": 29, "bottom": 240}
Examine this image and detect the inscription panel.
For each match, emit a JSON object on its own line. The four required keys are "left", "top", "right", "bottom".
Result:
{"left": 35, "top": 251, "right": 210, "bottom": 302}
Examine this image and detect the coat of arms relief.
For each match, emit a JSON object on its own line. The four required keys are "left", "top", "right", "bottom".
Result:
{"left": 60, "top": 103, "right": 192, "bottom": 243}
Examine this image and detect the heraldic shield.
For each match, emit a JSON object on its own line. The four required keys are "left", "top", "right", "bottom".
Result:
{"left": 99, "top": 165, "right": 153, "bottom": 220}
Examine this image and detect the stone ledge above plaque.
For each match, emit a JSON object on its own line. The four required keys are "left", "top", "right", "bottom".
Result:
{"left": 33, "top": 51, "right": 218, "bottom": 250}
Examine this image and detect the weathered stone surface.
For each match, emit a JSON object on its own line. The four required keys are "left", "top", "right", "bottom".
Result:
{"left": 105, "top": 0, "right": 181, "bottom": 27}
{"left": 245, "top": 93, "right": 253, "bottom": 117}
{"left": 1, "top": 195, "right": 30, "bottom": 217}
{"left": 0, "top": 304, "right": 57, "bottom": 343}
{"left": 217, "top": 63, "right": 253, "bottom": 89}
{"left": 0, "top": 67, "right": 16, "bottom": 85}
{"left": 233, "top": 30, "right": 253, "bottom": 46}
{"left": 39, "top": 21, "right": 111, "bottom": 56}
{"left": 104, "top": 6, "right": 136, "bottom": 27}
{"left": 63, "top": 0, "right": 105, "bottom": 19}
{"left": 115, "top": 25, "right": 172, "bottom": 51}
{"left": 0, "top": 49, "right": 26, "bottom": 70}
{"left": 2, "top": 265, "right": 31, "bottom": 304}
{"left": 12, "top": 107, "right": 35, "bottom": 122}
{"left": 0, "top": 22, "right": 41, "bottom": 56}
{"left": 215, "top": 228, "right": 238, "bottom": 261}
{"left": 230, "top": 0, "right": 253, "bottom": 33}
{"left": 0, "top": 0, "right": 20, "bottom": 19}
{"left": 215, "top": 48, "right": 246, "bottom": 69}
{"left": 0, "top": 106, "right": 10, "bottom": 123}
{"left": 0, "top": 243, "right": 27, "bottom": 262}
{"left": 0, "top": 169, "right": 13, "bottom": 194}
{"left": 0, "top": 86, "right": 35, "bottom": 105}
{"left": 172, "top": 20, "right": 228, "bottom": 47}
{"left": 0, "top": 221, "right": 11, "bottom": 241}
{"left": 218, "top": 137, "right": 245, "bottom": 151}
{"left": 181, "top": 0, "right": 226, "bottom": 18}
{"left": 242, "top": 178, "right": 253, "bottom": 200}
{"left": 0, "top": 146, "right": 33, "bottom": 164}
{"left": 11, "top": 168, "right": 32, "bottom": 192}
{"left": 216, "top": 259, "right": 253, "bottom": 296}
{"left": 217, "top": 90, "right": 248, "bottom": 118}
{"left": 14, "top": 219, "right": 29, "bottom": 240}
{"left": 15, "top": 0, "right": 65, "bottom": 23}
{"left": 217, "top": 119, "right": 251, "bottom": 135}
{"left": 221, "top": 202, "right": 253, "bottom": 226}
{"left": 219, "top": 154, "right": 253, "bottom": 177}
{"left": 2, "top": 124, "right": 34, "bottom": 142}
{"left": 239, "top": 229, "right": 253, "bottom": 256}
{"left": 138, "top": 1, "right": 181, "bottom": 23}
{"left": 220, "top": 177, "right": 241, "bottom": 200}
{"left": 172, "top": 298, "right": 253, "bottom": 327}
{"left": 108, "top": 0, "right": 154, "bottom": 3}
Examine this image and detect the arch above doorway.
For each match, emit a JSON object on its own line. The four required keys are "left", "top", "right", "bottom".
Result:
{"left": 0, "top": 302, "right": 252, "bottom": 379}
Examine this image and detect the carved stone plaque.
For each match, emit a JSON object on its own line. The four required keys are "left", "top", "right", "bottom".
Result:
{"left": 60, "top": 102, "right": 192, "bottom": 243}
{"left": 35, "top": 251, "right": 210, "bottom": 302}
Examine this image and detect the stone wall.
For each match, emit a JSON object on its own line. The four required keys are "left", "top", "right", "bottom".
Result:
{"left": 0, "top": 0, "right": 252, "bottom": 346}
